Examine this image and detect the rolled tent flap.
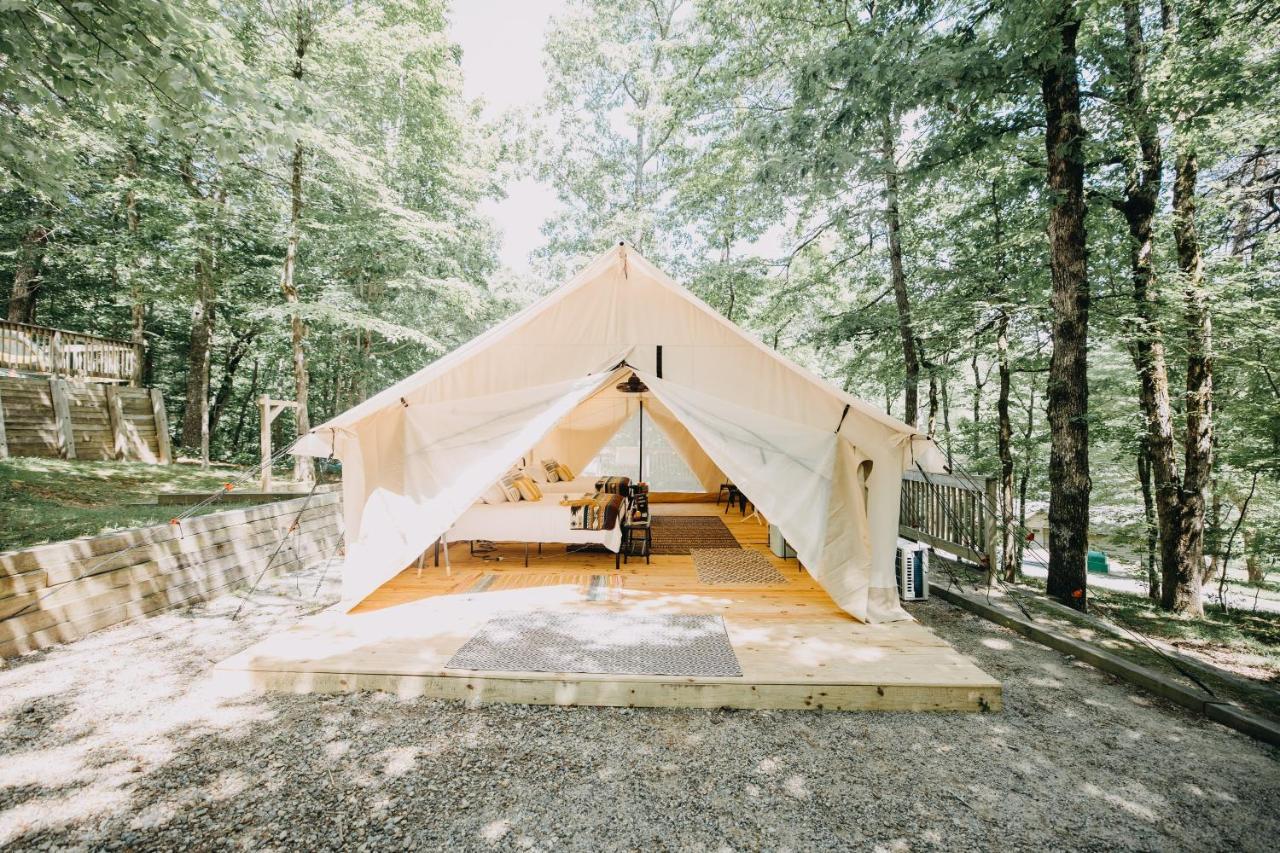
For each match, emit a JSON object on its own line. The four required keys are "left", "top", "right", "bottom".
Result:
{"left": 634, "top": 370, "right": 909, "bottom": 623}
{"left": 339, "top": 368, "right": 623, "bottom": 607}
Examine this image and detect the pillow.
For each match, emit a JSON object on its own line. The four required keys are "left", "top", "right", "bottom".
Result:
{"left": 541, "top": 459, "right": 562, "bottom": 482}
{"left": 514, "top": 476, "right": 543, "bottom": 501}
{"left": 497, "top": 469, "right": 523, "bottom": 502}
{"left": 555, "top": 463, "right": 574, "bottom": 482}
{"left": 479, "top": 482, "right": 508, "bottom": 505}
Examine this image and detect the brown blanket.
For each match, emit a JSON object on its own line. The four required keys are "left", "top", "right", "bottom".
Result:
{"left": 593, "top": 475, "right": 632, "bottom": 496}
{"left": 561, "top": 492, "right": 625, "bottom": 531}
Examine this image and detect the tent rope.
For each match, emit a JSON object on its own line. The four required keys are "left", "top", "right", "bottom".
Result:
{"left": 233, "top": 476, "right": 323, "bottom": 621}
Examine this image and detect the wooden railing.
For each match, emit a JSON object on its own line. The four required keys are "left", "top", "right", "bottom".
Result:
{"left": 899, "top": 468, "right": 998, "bottom": 575}
{"left": 0, "top": 320, "right": 138, "bottom": 384}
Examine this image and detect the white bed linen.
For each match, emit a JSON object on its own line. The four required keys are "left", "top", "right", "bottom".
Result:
{"left": 449, "top": 494, "right": 623, "bottom": 552}
{"left": 537, "top": 475, "right": 607, "bottom": 494}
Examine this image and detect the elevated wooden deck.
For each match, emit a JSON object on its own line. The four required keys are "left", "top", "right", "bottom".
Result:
{"left": 218, "top": 504, "right": 1001, "bottom": 711}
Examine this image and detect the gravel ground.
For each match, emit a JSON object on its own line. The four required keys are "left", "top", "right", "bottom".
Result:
{"left": 1, "top": 565, "right": 1278, "bottom": 852}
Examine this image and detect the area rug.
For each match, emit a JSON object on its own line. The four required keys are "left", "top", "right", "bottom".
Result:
{"left": 649, "top": 515, "right": 741, "bottom": 554}
{"left": 690, "top": 548, "right": 789, "bottom": 586}
{"left": 445, "top": 611, "right": 743, "bottom": 677}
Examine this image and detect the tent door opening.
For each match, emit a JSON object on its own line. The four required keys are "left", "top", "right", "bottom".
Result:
{"left": 583, "top": 401, "right": 702, "bottom": 492}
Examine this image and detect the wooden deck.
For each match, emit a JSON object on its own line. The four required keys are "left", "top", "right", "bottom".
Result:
{"left": 217, "top": 504, "right": 1002, "bottom": 711}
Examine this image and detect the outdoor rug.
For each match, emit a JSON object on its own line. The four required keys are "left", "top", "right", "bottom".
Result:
{"left": 690, "top": 548, "right": 789, "bottom": 586}
{"left": 649, "top": 515, "right": 741, "bottom": 554}
{"left": 445, "top": 611, "right": 743, "bottom": 677}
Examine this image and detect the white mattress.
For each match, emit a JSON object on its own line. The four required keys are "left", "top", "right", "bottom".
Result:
{"left": 449, "top": 495, "right": 623, "bottom": 552}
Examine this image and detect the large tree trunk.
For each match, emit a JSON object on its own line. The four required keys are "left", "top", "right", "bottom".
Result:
{"left": 181, "top": 241, "right": 216, "bottom": 462}
{"left": 1169, "top": 144, "right": 1211, "bottom": 615}
{"left": 1116, "top": 0, "right": 1187, "bottom": 609}
{"left": 178, "top": 158, "right": 222, "bottom": 466}
{"left": 880, "top": 112, "right": 919, "bottom": 426}
{"left": 123, "top": 149, "right": 146, "bottom": 387}
{"left": 7, "top": 224, "right": 48, "bottom": 324}
{"left": 1041, "top": 2, "right": 1091, "bottom": 610}
{"left": 282, "top": 12, "right": 314, "bottom": 485}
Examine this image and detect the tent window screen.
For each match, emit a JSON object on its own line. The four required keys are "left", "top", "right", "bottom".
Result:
{"left": 583, "top": 406, "right": 701, "bottom": 492}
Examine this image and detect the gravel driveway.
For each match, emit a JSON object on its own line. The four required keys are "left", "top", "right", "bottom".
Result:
{"left": 1, "top": 565, "right": 1277, "bottom": 852}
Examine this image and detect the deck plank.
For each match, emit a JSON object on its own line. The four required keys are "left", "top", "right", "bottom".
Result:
{"left": 218, "top": 503, "right": 1002, "bottom": 711}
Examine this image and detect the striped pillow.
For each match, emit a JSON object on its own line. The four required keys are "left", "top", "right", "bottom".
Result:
{"left": 498, "top": 469, "right": 523, "bottom": 502}
{"left": 514, "top": 476, "right": 543, "bottom": 501}
{"left": 541, "top": 459, "right": 562, "bottom": 482}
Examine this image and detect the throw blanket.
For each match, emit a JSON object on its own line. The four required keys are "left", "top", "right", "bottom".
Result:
{"left": 594, "top": 475, "right": 632, "bottom": 496}
{"left": 561, "top": 492, "right": 625, "bottom": 531}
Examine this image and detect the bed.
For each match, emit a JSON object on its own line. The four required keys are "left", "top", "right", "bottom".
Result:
{"left": 448, "top": 493, "right": 625, "bottom": 566}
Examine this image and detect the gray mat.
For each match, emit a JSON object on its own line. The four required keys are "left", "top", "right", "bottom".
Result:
{"left": 445, "top": 611, "right": 743, "bottom": 677}
{"left": 691, "top": 548, "right": 789, "bottom": 585}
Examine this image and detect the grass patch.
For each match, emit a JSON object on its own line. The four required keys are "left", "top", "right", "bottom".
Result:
{"left": 0, "top": 458, "right": 265, "bottom": 551}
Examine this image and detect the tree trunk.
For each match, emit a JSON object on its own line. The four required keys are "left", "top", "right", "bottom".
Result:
{"left": 178, "top": 158, "right": 222, "bottom": 467}
{"left": 209, "top": 330, "right": 256, "bottom": 442}
{"left": 232, "top": 357, "right": 259, "bottom": 454}
{"left": 1015, "top": 383, "right": 1036, "bottom": 570}
{"left": 1041, "top": 2, "right": 1091, "bottom": 610}
{"left": 7, "top": 224, "right": 48, "bottom": 324}
{"left": 1116, "top": 0, "right": 1187, "bottom": 610}
{"left": 123, "top": 150, "right": 146, "bottom": 387}
{"left": 181, "top": 240, "right": 216, "bottom": 463}
{"left": 970, "top": 337, "right": 985, "bottom": 459}
{"left": 1167, "top": 144, "right": 1211, "bottom": 615}
{"left": 997, "top": 310, "right": 1017, "bottom": 581}
{"left": 881, "top": 112, "right": 919, "bottom": 426}
{"left": 282, "top": 12, "right": 314, "bottom": 485}
{"left": 1137, "top": 439, "right": 1160, "bottom": 600}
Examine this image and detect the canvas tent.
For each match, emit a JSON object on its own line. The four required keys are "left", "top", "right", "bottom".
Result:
{"left": 295, "top": 244, "right": 943, "bottom": 623}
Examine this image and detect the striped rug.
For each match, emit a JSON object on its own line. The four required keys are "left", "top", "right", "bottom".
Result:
{"left": 649, "top": 515, "right": 741, "bottom": 555}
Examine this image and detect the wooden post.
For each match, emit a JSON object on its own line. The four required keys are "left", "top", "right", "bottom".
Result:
{"left": 984, "top": 476, "right": 999, "bottom": 586}
{"left": 258, "top": 395, "right": 300, "bottom": 491}
{"left": 105, "top": 384, "right": 128, "bottom": 461}
{"left": 0, "top": 383, "right": 8, "bottom": 460}
{"left": 49, "top": 378, "right": 76, "bottom": 460}
{"left": 150, "top": 387, "right": 171, "bottom": 464}
{"left": 259, "top": 394, "right": 273, "bottom": 492}
{"left": 48, "top": 330, "right": 62, "bottom": 377}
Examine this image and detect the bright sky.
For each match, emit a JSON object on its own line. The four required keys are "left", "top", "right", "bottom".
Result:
{"left": 449, "top": 0, "right": 568, "bottom": 276}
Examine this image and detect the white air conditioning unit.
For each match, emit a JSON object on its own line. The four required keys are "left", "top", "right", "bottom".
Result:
{"left": 895, "top": 539, "right": 929, "bottom": 601}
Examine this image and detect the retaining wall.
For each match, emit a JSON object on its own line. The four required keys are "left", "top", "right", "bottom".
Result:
{"left": 0, "top": 491, "right": 342, "bottom": 658}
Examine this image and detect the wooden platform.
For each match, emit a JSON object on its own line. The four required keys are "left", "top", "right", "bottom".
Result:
{"left": 217, "top": 504, "right": 1002, "bottom": 712}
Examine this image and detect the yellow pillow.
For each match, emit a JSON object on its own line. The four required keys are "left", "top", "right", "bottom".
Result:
{"left": 514, "top": 476, "right": 543, "bottom": 501}
{"left": 555, "top": 463, "right": 574, "bottom": 482}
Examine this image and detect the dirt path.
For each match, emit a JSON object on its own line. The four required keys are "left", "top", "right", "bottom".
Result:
{"left": 1, "top": 568, "right": 1276, "bottom": 851}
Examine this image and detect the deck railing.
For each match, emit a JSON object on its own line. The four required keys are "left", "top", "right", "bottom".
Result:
{"left": 899, "top": 468, "right": 998, "bottom": 577}
{"left": 0, "top": 320, "right": 138, "bottom": 384}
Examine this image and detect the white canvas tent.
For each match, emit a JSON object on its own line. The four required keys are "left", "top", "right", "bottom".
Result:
{"left": 295, "top": 244, "right": 943, "bottom": 623}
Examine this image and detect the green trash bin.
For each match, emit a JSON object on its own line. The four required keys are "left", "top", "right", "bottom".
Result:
{"left": 1087, "top": 550, "right": 1109, "bottom": 574}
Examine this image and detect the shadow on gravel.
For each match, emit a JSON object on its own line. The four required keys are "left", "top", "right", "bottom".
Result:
{"left": 1, "top": 591, "right": 1278, "bottom": 851}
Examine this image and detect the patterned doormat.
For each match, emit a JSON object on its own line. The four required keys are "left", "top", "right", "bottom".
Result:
{"left": 445, "top": 611, "right": 743, "bottom": 677}
{"left": 690, "top": 548, "right": 789, "bottom": 585}
{"left": 650, "top": 515, "right": 741, "bottom": 554}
